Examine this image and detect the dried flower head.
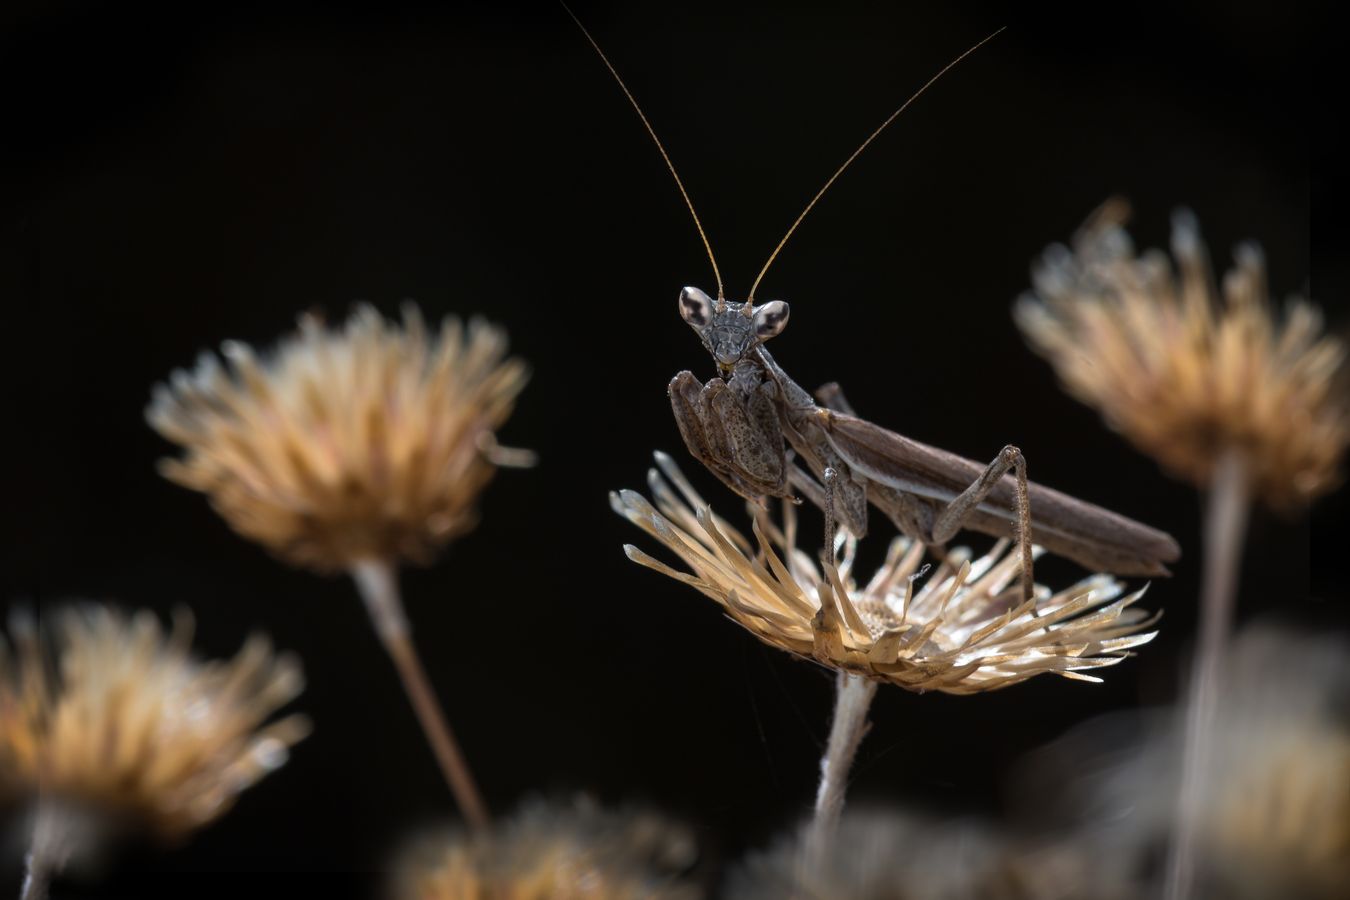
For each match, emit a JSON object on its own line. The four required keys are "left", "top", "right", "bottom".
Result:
{"left": 1189, "top": 626, "right": 1350, "bottom": 897}
{"left": 728, "top": 809, "right": 1134, "bottom": 900}
{"left": 0, "top": 605, "right": 309, "bottom": 840}
{"left": 394, "top": 796, "right": 700, "bottom": 900}
{"left": 1015, "top": 200, "right": 1348, "bottom": 508}
{"left": 147, "top": 304, "right": 530, "bottom": 572}
{"left": 611, "top": 454, "right": 1157, "bottom": 695}
{"left": 1207, "top": 726, "right": 1350, "bottom": 897}
{"left": 1016, "top": 623, "right": 1350, "bottom": 898}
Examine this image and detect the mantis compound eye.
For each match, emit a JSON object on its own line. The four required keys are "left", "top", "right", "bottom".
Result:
{"left": 752, "top": 300, "right": 790, "bottom": 341}
{"left": 679, "top": 286, "right": 714, "bottom": 328}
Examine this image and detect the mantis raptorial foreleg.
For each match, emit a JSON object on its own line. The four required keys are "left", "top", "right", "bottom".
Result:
{"left": 669, "top": 370, "right": 787, "bottom": 501}
{"left": 670, "top": 371, "right": 759, "bottom": 500}
{"left": 717, "top": 375, "right": 786, "bottom": 487}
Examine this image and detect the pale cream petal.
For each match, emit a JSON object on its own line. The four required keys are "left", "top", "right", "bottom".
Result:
{"left": 615, "top": 455, "right": 1159, "bottom": 695}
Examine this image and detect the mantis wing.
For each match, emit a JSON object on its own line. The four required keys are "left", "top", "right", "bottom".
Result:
{"left": 817, "top": 409, "right": 1181, "bottom": 576}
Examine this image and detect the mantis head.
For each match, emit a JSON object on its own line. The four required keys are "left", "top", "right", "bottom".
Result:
{"left": 678, "top": 286, "right": 789, "bottom": 374}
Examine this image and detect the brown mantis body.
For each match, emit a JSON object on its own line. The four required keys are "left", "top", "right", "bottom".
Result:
{"left": 669, "top": 287, "right": 1180, "bottom": 584}
{"left": 567, "top": 8, "right": 1181, "bottom": 601}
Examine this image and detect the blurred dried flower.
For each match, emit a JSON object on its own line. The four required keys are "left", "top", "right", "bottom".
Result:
{"left": 1191, "top": 625, "right": 1350, "bottom": 897}
{"left": 1015, "top": 200, "right": 1347, "bottom": 508}
{"left": 147, "top": 304, "right": 530, "bottom": 572}
{"left": 611, "top": 453, "right": 1157, "bottom": 695}
{"left": 1014, "top": 623, "right": 1350, "bottom": 899}
{"left": 1208, "top": 726, "right": 1350, "bottom": 896}
{"left": 728, "top": 809, "right": 1135, "bottom": 900}
{"left": 0, "top": 605, "right": 308, "bottom": 840}
{"left": 394, "top": 796, "right": 700, "bottom": 900}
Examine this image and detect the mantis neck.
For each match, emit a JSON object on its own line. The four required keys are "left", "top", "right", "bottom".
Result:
{"left": 752, "top": 345, "right": 817, "bottom": 413}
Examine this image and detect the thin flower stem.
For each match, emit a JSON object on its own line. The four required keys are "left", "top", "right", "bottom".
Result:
{"left": 1164, "top": 450, "right": 1250, "bottom": 900}
{"left": 19, "top": 852, "right": 48, "bottom": 900}
{"left": 18, "top": 802, "right": 74, "bottom": 900}
{"left": 806, "top": 671, "right": 878, "bottom": 862}
{"left": 350, "top": 559, "right": 491, "bottom": 832}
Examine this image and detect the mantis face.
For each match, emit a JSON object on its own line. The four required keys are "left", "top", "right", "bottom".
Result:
{"left": 677, "top": 286, "right": 789, "bottom": 375}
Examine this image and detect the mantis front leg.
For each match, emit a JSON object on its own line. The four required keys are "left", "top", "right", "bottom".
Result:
{"left": 668, "top": 370, "right": 788, "bottom": 503}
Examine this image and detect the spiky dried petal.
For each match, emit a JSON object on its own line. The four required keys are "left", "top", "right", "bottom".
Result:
{"left": 612, "top": 456, "right": 1157, "bottom": 695}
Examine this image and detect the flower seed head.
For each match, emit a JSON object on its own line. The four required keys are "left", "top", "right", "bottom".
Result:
{"left": 1016, "top": 200, "right": 1348, "bottom": 508}
{"left": 612, "top": 454, "right": 1158, "bottom": 695}
{"left": 146, "top": 304, "right": 530, "bottom": 572}
{"left": 394, "top": 796, "right": 699, "bottom": 900}
{"left": 0, "top": 605, "right": 309, "bottom": 841}
{"left": 729, "top": 809, "right": 1129, "bottom": 900}
{"left": 1017, "top": 623, "right": 1350, "bottom": 898}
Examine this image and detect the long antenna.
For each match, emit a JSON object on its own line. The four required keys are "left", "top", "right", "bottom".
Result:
{"left": 747, "top": 26, "right": 1006, "bottom": 301}
{"left": 563, "top": 3, "right": 725, "bottom": 302}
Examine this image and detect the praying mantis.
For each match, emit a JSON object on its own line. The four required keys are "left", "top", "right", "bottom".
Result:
{"left": 566, "top": 9, "right": 1181, "bottom": 604}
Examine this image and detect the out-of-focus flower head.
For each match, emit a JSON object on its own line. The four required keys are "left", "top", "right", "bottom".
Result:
{"left": 611, "top": 453, "right": 1158, "bottom": 695}
{"left": 1014, "top": 623, "right": 1350, "bottom": 899}
{"left": 0, "top": 605, "right": 308, "bottom": 841}
{"left": 147, "top": 304, "right": 530, "bottom": 572}
{"left": 727, "top": 808, "right": 1136, "bottom": 900}
{"left": 1015, "top": 200, "right": 1347, "bottom": 508}
{"left": 393, "top": 795, "right": 700, "bottom": 900}
{"left": 1190, "top": 625, "right": 1350, "bottom": 897}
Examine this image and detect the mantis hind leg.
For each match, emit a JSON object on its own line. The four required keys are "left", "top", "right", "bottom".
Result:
{"left": 928, "top": 445, "right": 1035, "bottom": 608}
{"left": 813, "top": 382, "right": 857, "bottom": 416}
{"left": 803, "top": 384, "right": 1033, "bottom": 602}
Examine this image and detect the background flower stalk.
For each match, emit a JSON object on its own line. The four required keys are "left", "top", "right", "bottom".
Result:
{"left": 1165, "top": 450, "right": 1250, "bottom": 899}
{"left": 1017, "top": 202, "right": 1344, "bottom": 900}
{"left": 147, "top": 304, "right": 530, "bottom": 831}
{"left": 350, "top": 559, "right": 490, "bottom": 831}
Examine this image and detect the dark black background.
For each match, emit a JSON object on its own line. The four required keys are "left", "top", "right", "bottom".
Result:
{"left": 3, "top": 1, "right": 1328, "bottom": 897}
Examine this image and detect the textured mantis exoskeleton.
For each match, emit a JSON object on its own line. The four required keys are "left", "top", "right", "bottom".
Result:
{"left": 568, "top": 9, "right": 1181, "bottom": 604}
{"left": 671, "top": 287, "right": 1180, "bottom": 603}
